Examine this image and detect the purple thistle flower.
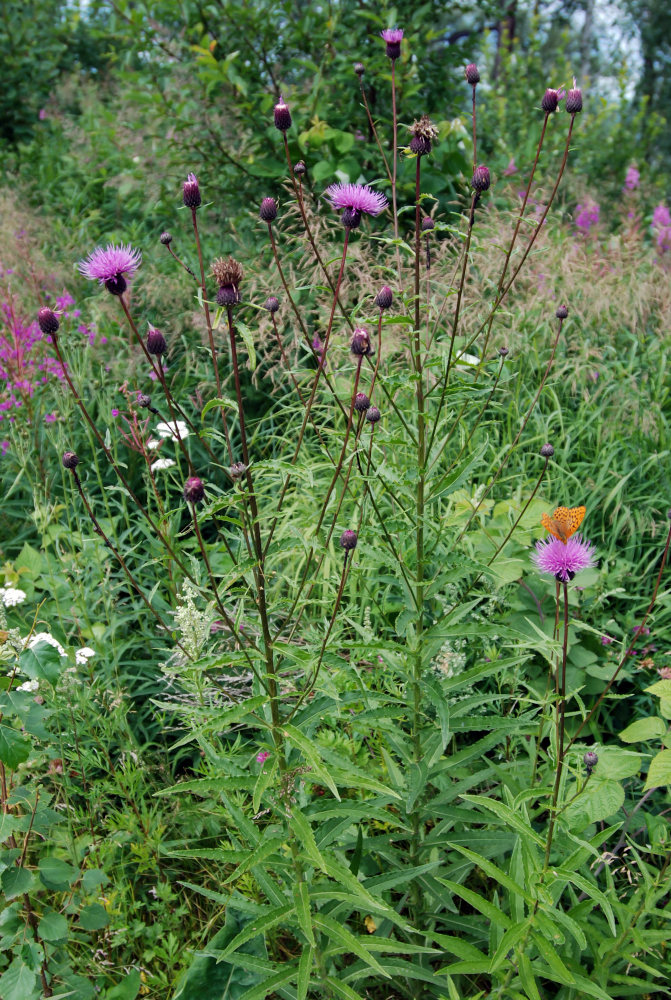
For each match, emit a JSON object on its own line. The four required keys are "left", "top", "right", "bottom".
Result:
{"left": 78, "top": 243, "right": 142, "bottom": 295}
{"left": 533, "top": 533, "right": 596, "bottom": 583}
{"left": 324, "top": 182, "right": 388, "bottom": 230}
{"left": 381, "top": 27, "right": 403, "bottom": 59}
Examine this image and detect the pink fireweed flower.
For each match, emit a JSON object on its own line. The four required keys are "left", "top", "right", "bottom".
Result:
{"left": 324, "top": 182, "right": 388, "bottom": 229}
{"left": 78, "top": 243, "right": 142, "bottom": 296}
{"left": 533, "top": 533, "right": 596, "bottom": 582}
{"left": 624, "top": 166, "right": 640, "bottom": 191}
{"left": 574, "top": 200, "right": 599, "bottom": 235}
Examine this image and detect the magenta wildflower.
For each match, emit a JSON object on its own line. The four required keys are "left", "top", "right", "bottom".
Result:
{"left": 574, "top": 201, "right": 599, "bottom": 235}
{"left": 503, "top": 158, "right": 517, "bottom": 176}
{"left": 381, "top": 27, "right": 403, "bottom": 59}
{"left": 78, "top": 243, "right": 142, "bottom": 296}
{"left": 183, "top": 172, "right": 201, "bottom": 210}
{"left": 533, "top": 533, "right": 596, "bottom": 583}
{"left": 624, "top": 166, "right": 640, "bottom": 191}
{"left": 324, "top": 182, "right": 388, "bottom": 229}
{"left": 651, "top": 205, "right": 671, "bottom": 254}
{"left": 601, "top": 635, "right": 614, "bottom": 646}
{"left": 256, "top": 750, "right": 271, "bottom": 765}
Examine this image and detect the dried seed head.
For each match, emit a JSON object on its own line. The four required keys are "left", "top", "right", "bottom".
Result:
{"left": 146, "top": 327, "right": 168, "bottom": 356}
{"left": 183, "top": 172, "right": 201, "bottom": 210}
{"left": 354, "top": 62, "right": 365, "bottom": 76}
{"left": 350, "top": 328, "right": 372, "bottom": 357}
{"left": 566, "top": 85, "right": 583, "bottom": 114}
{"left": 465, "top": 63, "right": 480, "bottom": 85}
{"left": 259, "top": 197, "right": 278, "bottom": 222}
{"left": 211, "top": 256, "right": 244, "bottom": 288}
{"left": 375, "top": 285, "right": 393, "bottom": 310}
{"left": 540, "top": 443, "right": 555, "bottom": 458}
{"left": 339, "top": 529, "right": 358, "bottom": 551}
{"left": 38, "top": 307, "right": 59, "bottom": 335}
{"left": 62, "top": 451, "right": 79, "bottom": 470}
{"left": 229, "top": 462, "right": 247, "bottom": 480}
{"left": 556, "top": 304, "right": 569, "bottom": 319}
{"left": 159, "top": 231, "right": 172, "bottom": 245}
{"left": 421, "top": 216, "right": 435, "bottom": 232}
{"left": 472, "top": 165, "right": 491, "bottom": 192}
{"left": 274, "top": 98, "right": 292, "bottom": 132}
{"left": 293, "top": 160, "right": 306, "bottom": 177}
{"left": 366, "top": 405, "right": 381, "bottom": 424}
{"left": 583, "top": 750, "right": 598, "bottom": 771}
{"left": 183, "top": 476, "right": 205, "bottom": 504}
{"left": 137, "top": 393, "right": 152, "bottom": 408}
{"left": 408, "top": 115, "right": 439, "bottom": 157}
{"left": 498, "top": 346, "right": 509, "bottom": 357}
{"left": 264, "top": 296, "right": 280, "bottom": 313}
{"left": 541, "top": 88, "right": 560, "bottom": 113}
{"left": 354, "top": 392, "right": 371, "bottom": 412}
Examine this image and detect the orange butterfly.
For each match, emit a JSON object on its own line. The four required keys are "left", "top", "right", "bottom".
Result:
{"left": 541, "top": 505, "right": 586, "bottom": 544}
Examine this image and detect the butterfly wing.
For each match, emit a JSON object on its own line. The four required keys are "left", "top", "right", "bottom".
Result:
{"left": 542, "top": 506, "right": 586, "bottom": 543}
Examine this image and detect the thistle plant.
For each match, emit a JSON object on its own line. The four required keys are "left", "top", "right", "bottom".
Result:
{"left": 9, "top": 31, "right": 670, "bottom": 1000}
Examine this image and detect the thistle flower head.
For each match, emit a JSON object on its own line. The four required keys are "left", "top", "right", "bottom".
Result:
{"left": 566, "top": 79, "right": 583, "bottom": 114}
{"left": 366, "top": 405, "right": 381, "bottom": 424}
{"left": 421, "top": 216, "right": 435, "bottom": 232}
{"left": 183, "top": 173, "right": 201, "bottom": 209}
{"left": 78, "top": 243, "right": 142, "bottom": 295}
{"left": 259, "top": 197, "right": 278, "bottom": 222}
{"left": 37, "top": 307, "right": 59, "bottom": 335}
{"left": 354, "top": 62, "right": 365, "bottom": 77}
{"left": 274, "top": 97, "right": 292, "bottom": 132}
{"left": 472, "top": 165, "right": 491, "bottom": 192}
{"left": 381, "top": 27, "right": 403, "bottom": 59}
{"left": 354, "top": 392, "right": 371, "bottom": 412}
{"left": 183, "top": 476, "right": 205, "bottom": 504}
{"left": 324, "top": 182, "right": 388, "bottom": 230}
{"left": 146, "top": 327, "right": 168, "bottom": 356}
{"left": 160, "top": 231, "right": 172, "bottom": 245}
{"left": 264, "top": 296, "right": 280, "bottom": 313}
{"left": 350, "top": 327, "right": 372, "bottom": 357}
{"left": 340, "top": 529, "right": 358, "bottom": 551}
{"left": 556, "top": 304, "right": 569, "bottom": 319}
{"left": 465, "top": 63, "right": 480, "bottom": 85}
{"left": 375, "top": 285, "right": 393, "bottom": 310}
{"left": 408, "top": 115, "right": 439, "bottom": 156}
{"left": 540, "top": 442, "right": 554, "bottom": 458}
{"left": 62, "top": 451, "right": 79, "bottom": 470}
{"left": 541, "top": 88, "right": 562, "bottom": 113}
{"left": 533, "top": 533, "right": 596, "bottom": 582}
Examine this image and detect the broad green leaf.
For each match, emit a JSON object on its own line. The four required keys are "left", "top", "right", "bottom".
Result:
{"left": 564, "top": 778, "right": 625, "bottom": 831}
{"left": 518, "top": 952, "right": 542, "bottom": 1000}
{"left": 105, "top": 969, "right": 141, "bottom": 999}
{"left": 79, "top": 903, "right": 110, "bottom": 930}
{"left": 0, "top": 960, "right": 38, "bottom": 1000}
{"left": 173, "top": 913, "right": 266, "bottom": 999}
{"left": 2, "top": 865, "right": 34, "bottom": 899}
{"left": 38, "top": 910, "right": 68, "bottom": 941}
{"left": 19, "top": 641, "right": 64, "bottom": 685}
{"left": 236, "top": 321, "right": 257, "bottom": 372}
{"left": 530, "top": 931, "right": 575, "bottom": 983}
{"left": 460, "top": 794, "right": 544, "bottom": 847}
{"left": 297, "top": 946, "right": 312, "bottom": 1000}
{"left": 619, "top": 717, "right": 667, "bottom": 743}
{"left": 0, "top": 724, "right": 30, "bottom": 769}
{"left": 550, "top": 868, "right": 615, "bottom": 935}
{"left": 449, "top": 844, "right": 533, "bottom": 903}
{"left": 437, "top": 877, "right": 511, "bottom": 929}
{"left": 645, "top": 679, "right": 671, "bottom": 698}
{"left": 325, "top": 976, "right": 367, "bottom": 999}
{"left": 238, "top": 968, "right": 296, "bottom": 1000}
{"left": 224, "top": 837, "right": 285, "bottom": 886}
{"left": 38, "top": 857, "right": 78, "bottom": 890}
{"left": 489, "top": 919, "right": 531, "bottom": 973}
{"left": 201, "top": 396, "right": 239, "bottom": 418}
{"left": 644, "top": 748, "right": 671, "bottom": 790}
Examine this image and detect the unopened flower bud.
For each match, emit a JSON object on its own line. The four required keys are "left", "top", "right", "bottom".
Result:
{"left": 259, "top": 197, "right": 278, "bottom": 222}
{"left": 541, "top": 88, "right": 560, "bottom": 113}
{"left": 556, "top": 304, "right": 568, "bottom": 319}
{"left": 160, "top": 231, "right": 172, "bottom": 245}
{"left": 183, "top": 476, "right": 205, "bottom": 504}
{"left": 265, "top": 296, "right": 280, "bottom": 313}
{"left": 339, "top": 529, "right": 358, "bottom": 551}
{"left": 354, "top": 62, "right": 365, "bottom": 77}
{"left": 465, "top": 63, "right": 480, "bottom": 85}
{"left": 147, "top": 327, "right": 167, "bottom": 356}
{"left": 583, "top": 750, "right": 598, "bottom": 771}
{"left": 354, "top": 392, "right": 371, "bottom": 412}
{"left": 421, "top": 217, "right": 435, "bottom": 232}
{"left": 38, "top": 307, "right": 59, "bottom": 335}
{"left": 566, "top": 86, "right": 582, "bottom": 114}
{"left": 183, "top": 172, "right": 201, "bottom": 210}
{"left": 137, "top": 393, "right": 152, "bottom": 408}
{"left": 62, "top": 451, "right": 79, "bottom": 470}
{"left": 472, "top": 165, "right": 490, "bottom": 192}
{"left": 274, "top": 99, "right": 292, "bottom": 132}
{"left": 366, "top": 406, "right": 381, "bottom": 424}
{"left": 540, "top": 443, "right": 555, "bottom": 458}
{"left": 293, "top": 160, "right": 306, "bottom": 177}
{"left": 375, "top": 285, "right": 393, "bottom": 310}
{"left": 498, "top": 346, "right": 509, "bottom": 357}
{"left": 350, "top": 328, "right": 372, "bottom": 356}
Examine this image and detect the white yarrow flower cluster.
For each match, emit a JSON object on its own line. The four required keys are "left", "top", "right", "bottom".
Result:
{"left": 16, "top": 679, "right": 39, "bottom": 693}
{"left": 150, "top": 458, "right": 176, "bottom": 472}
{"left": 0, "top": 586, "right": 27, "bottom": 608}
{"left": 155, "top": 420, "right": 189, "bottom": 441}
{"left": 75, "top": 647, "right": 96, "bottom": 665}
{"left": 28, "top": 632, "right": 66, "bottom": 656}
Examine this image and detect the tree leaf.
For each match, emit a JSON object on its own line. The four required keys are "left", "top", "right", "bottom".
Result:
{"left": 619, "top": 716, "right": 667, "bottom": 743}
{"left": 644, "top": 748, "right": 671, "bottom": 790}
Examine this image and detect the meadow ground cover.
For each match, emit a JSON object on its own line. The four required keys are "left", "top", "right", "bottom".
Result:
{"left": 1, "top": 16, "right": 671, "bottom": 1000}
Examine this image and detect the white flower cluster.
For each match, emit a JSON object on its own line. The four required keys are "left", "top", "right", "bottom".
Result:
{"left": 173, "top": 580, "right": 216, "bottom": 660}
{"left": 148, "top": 420, "right": 190, "bottom": 451}
{"left": 0, "top": 586, "right": 27, "bottom": 608}
{"left": 150, "top": 458, "right": 176, "bottom": 473}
